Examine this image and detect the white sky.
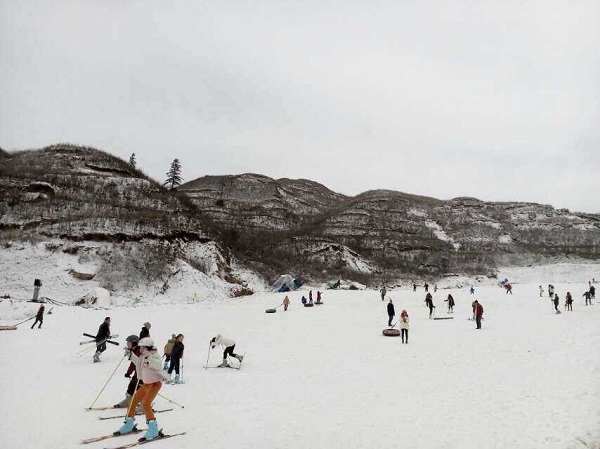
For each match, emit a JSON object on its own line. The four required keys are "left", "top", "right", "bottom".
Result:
{"left": 1, "top": 1, "right": 599, "bottom": 213}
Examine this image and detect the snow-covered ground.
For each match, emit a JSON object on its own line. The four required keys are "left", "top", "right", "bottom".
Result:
{"left": 1, "top": 264, "right": 599, "bottom": 449}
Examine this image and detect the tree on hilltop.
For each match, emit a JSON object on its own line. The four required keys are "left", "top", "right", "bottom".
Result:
{"left": 164, "top": 158, "right": 183, "bottom": 190}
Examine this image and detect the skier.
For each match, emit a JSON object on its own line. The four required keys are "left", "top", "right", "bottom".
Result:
{"left": 283, "top": 295, "right": 290, "bottom": 311}
{"left": 31, "top": 303, "right": 45, "bottom": 329}
{"left": 590, "top": 285, "right": 596, "bottom": 299}
{"left": 114, "top": 337, "right": 170, "bottom": 442}
{"left": 473, "top": 300, "right": 484, "bottom": 329}
{"left": 505, "top": 284, "right": 513, "bottom": 294}
{"left": 139, "top": 322, "right": 151, "bottom": 339}
{"left": 399, "top": 310, "right": 409, "bottom": 344}
{"left": 93, "top": 317, "right": 111, "bottom": 363}
{"left": 583, "top": 290, "right": 592, "bottom": 306}
{"left": 565, "top": 292, "right": 573, "bottom": 311}
{"left": 424, "top": 292, "right": 435, "bottom": 319}
{"left": 210, "top": 334, "right": 244, "bottom": 368}
{"left": 387, "top": 298, "right": 395, "bottom": 327}
{"left": 553, "top": 293, "right": 560, "bottom": 314}
{"left": 380, "top": 286, "right": 387, "bottom": 301}
{"left": 163, "top": 334, "right": 176, "bottom": 370}
{"left": 539, "top": 285, "right": 544, "bottom": 297}
{"left": 114, "top": 335, "right": 143, "bottom": 409}
{"left": 444, "top": 294, "right": 455, "bottom": 313}
{"left": 469, "top": 286, "right": 475, "bottom": 295}
{"left": 167, "top": 334, "right": 185, "bottom": 384}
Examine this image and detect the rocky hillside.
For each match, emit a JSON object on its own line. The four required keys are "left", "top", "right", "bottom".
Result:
{"left": 1, "top": 145, "right": 598, "bottom": 286}
{"left": 179, "top": 174, "right": 600, "bottom": 279}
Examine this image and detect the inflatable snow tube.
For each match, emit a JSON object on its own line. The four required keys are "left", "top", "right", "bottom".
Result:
{"left": 304, "top": 303, "right": 314, "bottom": 307}
{"left": 265, "top": 309, "right": 277, "bottom": 313}
{"left": 382, "top": 329, "right": 400, "bottom": 337}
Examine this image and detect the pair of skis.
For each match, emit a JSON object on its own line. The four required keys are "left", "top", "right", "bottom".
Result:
{"left": 82, "top": 428, "right": 186, "bottom": 447}
{"left": 204, "top": 353, "right": 246, "bottom": 370}
{"left": 81, "top": 333, "right": 120, "bottom": 346}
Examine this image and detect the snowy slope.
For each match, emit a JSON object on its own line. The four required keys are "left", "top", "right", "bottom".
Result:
{"left": 1, "top": 269, "right": 599, "bottom": 448}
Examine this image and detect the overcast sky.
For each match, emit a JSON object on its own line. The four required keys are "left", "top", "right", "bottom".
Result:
{"left": 1, "top": 1, "right": 598, "bottom": 212}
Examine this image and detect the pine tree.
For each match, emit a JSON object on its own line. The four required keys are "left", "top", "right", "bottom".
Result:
{"left": 164, "top": 158, "right": 183, "bottom": 190}
{"left": 129, "top": 153, "right": 136, "bottom": 168}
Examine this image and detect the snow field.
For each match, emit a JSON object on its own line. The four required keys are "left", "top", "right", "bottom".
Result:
{"left": 0, "top": 281, "right": 599, "bottom": 449}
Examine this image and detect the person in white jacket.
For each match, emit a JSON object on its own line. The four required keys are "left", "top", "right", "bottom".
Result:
{"left": 399, "top": 310, "right": 409, "bottom": 344}
{"left": 115, "top": 337, "right": 171, "bottom": 441}
{"left": 210, "top": 334, "right": 244, "bottom": 367}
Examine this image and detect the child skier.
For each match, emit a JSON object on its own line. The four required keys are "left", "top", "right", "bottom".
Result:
{"left": 93, "top": 317, "right": 111, "bottom": 363}
{"left": 167, "top": 334, "right": 185, "bottom": 383}
{"left": 31, "top": 303, "right": 45, "bottom": 329}
{"left": 400, "top": 310, "right": 409, "bottom": 344}
{"left": 424, "top": 292, "right": 435, "bottom": 318}
{"left": 210, "top": 334, "right": 244, "bottom": 367}
{"left": 163, "top": 334, "right": 176, "bottom": 370}
{"left": 114, "top": 337, "right": 170, "bottom": 441}
{"left": 114, "top": 335, "right": 143, "bottom": 409}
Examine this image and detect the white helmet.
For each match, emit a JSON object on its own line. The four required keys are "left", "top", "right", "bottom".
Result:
{"left": 138, "top": 337, "right": 155, "bottom": 348}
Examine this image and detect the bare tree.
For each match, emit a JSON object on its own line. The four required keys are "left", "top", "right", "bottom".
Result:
{"left": 164, "top": 158, "right": 183, "bottom": 190}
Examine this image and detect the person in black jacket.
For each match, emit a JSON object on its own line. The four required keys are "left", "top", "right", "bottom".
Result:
{"left": 167, "top": 334, "right": 185, "bottom": 384}
{"left": 31, "top": 303, "right": 45, "bottom": 329}
{"left": 445, "top": 294, "right": 455, "bottom": 313}
{"left": 140, "top": 322, "right": 151, "bottom": 339}
{"left": 387, "top": 299, "right": 395, "bottom": 327}
{"left": 93, "top": 316, "right": 111, "bottom": 363}
{"left": 425, "top": 292, "right": 435, "bottom": 318}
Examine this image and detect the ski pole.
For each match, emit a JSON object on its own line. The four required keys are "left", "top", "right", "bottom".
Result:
{"left": 87, "top": 354, "right": 128, "bottom": 409}
{"left": 181, "top": 359, "right": 184, "bottom": 382}
{"left": 14, "top": 315, "right": 36, "bottom": 327}
{"left": 125, "top": 375, "right": 142, "bottom": 418}
{"left": 157, "top": 392, "right": 185, "bottom": 409}
{"left": 204, "top": 344, "right": 211, "bottom": 369}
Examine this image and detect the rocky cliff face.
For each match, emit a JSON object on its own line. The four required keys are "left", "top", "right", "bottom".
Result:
{"left": 179, "top": 174, "right": 600, "bottom": 278}
{"left": 2, "top": 145, "right": 598, "bottom": 284}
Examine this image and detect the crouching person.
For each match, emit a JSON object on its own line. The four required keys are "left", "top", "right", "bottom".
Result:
{"left": 114, "top": 337, "right": 170, "bottom": 442}
{"left": 210, "top": 334, "right": 244, "bottom": 367}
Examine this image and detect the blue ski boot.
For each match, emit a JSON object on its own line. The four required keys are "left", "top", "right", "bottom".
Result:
{"left": 174, "top": 374, "right": 181, "bottom": 384}
{"left": 140, "top": 420, "right": 160, "bottom": 441}
{"left": 114, "top": 417, "right": 136, "bottom": 435}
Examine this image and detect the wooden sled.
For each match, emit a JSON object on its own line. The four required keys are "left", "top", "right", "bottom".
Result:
{"left": 382, "top": 328, "right": 400, "bottom": 337}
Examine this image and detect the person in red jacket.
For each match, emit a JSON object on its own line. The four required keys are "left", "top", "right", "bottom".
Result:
{"left": 114, "top": 335, "right": 143, "bottom": 408}
{"left": 473, "top": 300, "right": 484, "bottom": 329}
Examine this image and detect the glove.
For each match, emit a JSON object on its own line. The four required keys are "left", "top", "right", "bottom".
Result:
{"left": 125, "top": 373, "right": 131, "bottom": 378}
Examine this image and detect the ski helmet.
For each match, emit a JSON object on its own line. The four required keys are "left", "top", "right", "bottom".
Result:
{"left": 126, "top": 335, "right": 139, "bottom": 344}
{"left": 138, "top": 337, "right": 154, "bottom": 348}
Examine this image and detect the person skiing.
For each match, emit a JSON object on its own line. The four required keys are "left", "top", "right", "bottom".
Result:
{"left": 387, "top": 299, "right": 395, "bottom": 327}
{"left": 473, "top": 300, "right": 484, "bottom": 329}
{"left": 444, "top": 294, "right": 455, "bottom": 313}
{"left": 114, "top": 337, "right": 170, "bottom": 442}
{"left": 469, "top": 286, "right": 475, "bottom": 295}
{"left": 283, "top": 295, "right": 290, "bottom": 311}
{"left": 31, "top": 303, "right": 45, "bottom": 329}
{"left": 380, "top": 286, "right": 387, "bottom": 301}
{"left": 539, "top": 285, "right": 544, "bottom": 297}
{"left": 163, "top": 334, "right": 176, "bottom": 370}
{"left": 139, "top": 322, "right": 151, "bottom": 339}
{"left": 399, "top": 310, "right": 409, "bottom": 344}
{"left": 93, "top": 317, "right": 111, "bottom": 363}
{"left": 565, "top": 292, "right": 573, "bottom": 311}
{"left": 424, "top": 292, "right": 435, "bottom": 319}
{"left": 167, "top": 334, "right": 185, "bottom": 384}
{"left": 553, "top": 293, "right": 560, "bottom": 313}
{"left": 210, "top": 334, "right": 244, "bottom": 368}
{"left": 583, "top": 290, "right": 592, "bottom": 306}
{"left": 114, "top": 335, "right": 143, "bottom": 409}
